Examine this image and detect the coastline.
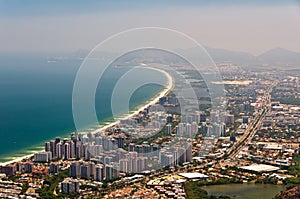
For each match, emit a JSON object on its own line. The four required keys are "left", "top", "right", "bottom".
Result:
{"left": 0, "top": 154, "right": 35, "bottom": 167}
{"left": 0, "top": 66, "right": 173, "bottom": 167}
{"left": 90, "top": 66, "right": 173, "bottom": 135}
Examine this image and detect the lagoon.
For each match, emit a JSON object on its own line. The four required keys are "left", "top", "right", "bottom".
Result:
{"left": 201, "top": 183, "right": 285, "bottom": 199}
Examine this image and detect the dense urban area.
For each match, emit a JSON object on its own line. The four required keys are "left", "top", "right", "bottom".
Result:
{"left": 1, "top": 63, "right": 300, "bottom": 199}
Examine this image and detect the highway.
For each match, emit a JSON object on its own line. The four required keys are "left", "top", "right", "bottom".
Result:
{"left": 225, "top": 82, "right": 276, "bottom": 160}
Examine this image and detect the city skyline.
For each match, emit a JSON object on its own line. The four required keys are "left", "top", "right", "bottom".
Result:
{"left": 0, "top": 1, "right": 300, "bottom": 198}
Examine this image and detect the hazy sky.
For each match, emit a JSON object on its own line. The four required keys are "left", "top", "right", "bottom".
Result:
{"left": 0, "top": 0, "right": 300, "bottom": 55}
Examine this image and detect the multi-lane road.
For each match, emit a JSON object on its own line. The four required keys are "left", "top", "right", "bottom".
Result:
{"left": 225, "top": 82, "right": 276, "bottom": 160}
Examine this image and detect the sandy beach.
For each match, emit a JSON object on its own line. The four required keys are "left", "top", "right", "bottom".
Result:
{"left": 0, "top": 66, "right": 173, "bottom": 166}
{"left": 0, "top": 154, "right": 34, "bottom": 167}
{"left": 91, "top": 66, "right": 173, "bottom": 135}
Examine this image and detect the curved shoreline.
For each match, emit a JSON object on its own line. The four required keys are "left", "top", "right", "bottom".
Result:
{"left": 0, "top": 66, "right": 173, "bottom": 166}
{"left": 91, "top": 66, "right": 173, "bottom": 135}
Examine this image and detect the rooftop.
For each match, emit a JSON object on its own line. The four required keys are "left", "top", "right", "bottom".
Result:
{"left": 178, "top": 172, "right": 209, "bottom": 179}
{"left": 240, "top": 164, "right": 280, "bottom": 172}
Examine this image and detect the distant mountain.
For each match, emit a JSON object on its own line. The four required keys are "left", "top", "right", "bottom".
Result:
{"left": 173, "top": 46, "right": 256, "bottom": 65}
{"left": 257, "top": 47, "right": 300, "bottom": 66}
{"left": 179, "top": 46, "right": 300, "bottom": 67}
{"left": 45, "top": 46, "right": 300, "bottom": 68}
{"left": 205, "top": 46, "right": 256, "bottom": 64}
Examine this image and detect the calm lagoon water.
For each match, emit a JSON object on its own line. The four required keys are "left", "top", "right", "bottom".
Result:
{"left": 202, "top": 183, "right": 286, "bottom": 199}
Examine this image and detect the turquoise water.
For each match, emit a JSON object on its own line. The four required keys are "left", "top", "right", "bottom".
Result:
{"left": 0, "top": 55, "right": 166, "bottom": 163}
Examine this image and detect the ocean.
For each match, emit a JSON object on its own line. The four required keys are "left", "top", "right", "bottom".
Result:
{"left": 0, "top": 54, "right": 166, "bottom": 163}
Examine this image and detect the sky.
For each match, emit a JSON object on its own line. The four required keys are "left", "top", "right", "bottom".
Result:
{"left": 0, "top": 0, "right": 300, "bottom": 55}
